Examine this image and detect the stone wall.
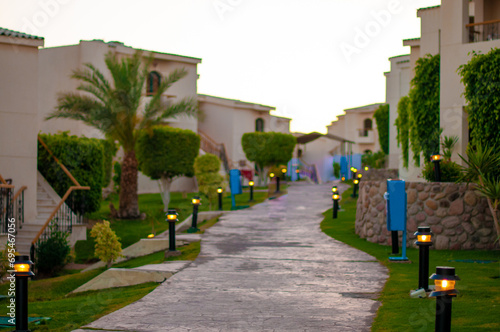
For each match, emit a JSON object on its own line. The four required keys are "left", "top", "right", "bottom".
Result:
{"left": 362, "top": 169, "right": 399, "bottom": 181}
{"left": 355, "top": 181, "right": 499, "bottom": 250}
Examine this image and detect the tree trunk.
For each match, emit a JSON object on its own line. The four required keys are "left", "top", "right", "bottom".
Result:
{"left": 158, "top": 176, "right": 172, "bottom": 212}
{"left": 118, "top": 150, "right": 140, "bottom": 219}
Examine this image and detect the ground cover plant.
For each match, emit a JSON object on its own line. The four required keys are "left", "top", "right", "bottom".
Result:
{"left": 0, "top": 225, "right": 206, "bottom": 331}
{"left": 321, "top": 184, "right": 500, "bottom": 331}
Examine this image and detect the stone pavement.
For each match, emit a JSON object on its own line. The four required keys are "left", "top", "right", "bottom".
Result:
{"left": 78, "top": 183, "right": 388, "bottom": 332}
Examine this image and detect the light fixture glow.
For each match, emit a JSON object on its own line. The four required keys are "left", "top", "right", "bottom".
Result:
{"left": 270, "top": 172, "right": 275, "bottom": 178}
{"left": 217, "top": 187, "right": 223, "bottom": 193}
{"left": 281, "top": 168, "right": 287, "bottom": 173}
{"left": 353, "top": 179, "right": 359, "bottom": 184}
{"left": 249, "top": 181, "right": 254, "bottom": 186}
{"left": 14, "top": 263, "right": 29, "bottom": 273}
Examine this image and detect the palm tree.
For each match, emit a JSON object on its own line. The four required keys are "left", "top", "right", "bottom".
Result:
{"left": 46, "top": 51, "right": 197, "bottom": 219}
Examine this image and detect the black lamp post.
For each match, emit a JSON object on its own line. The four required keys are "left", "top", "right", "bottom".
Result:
{"left": 248, "top": 181, "right": 254, "bottom": 202}
{"left": 352, "top": 179, "right": 359, "bottom": 198}
{"left": 332, "top": 193, "right": 340, "bottom": 218}
{"left": 270, "top": 172, "right": 280, "bottom": 193}
{"left": 431, "top": 154, "right": 442, "bottom": 182}
{"left": 166, "top": 209, "right": 181, "bottom": 257}
{"left": 217, "top": 187, "right": 223, "bottom": 211}
{"left": 351, "top": 167, "right": 358, "bottom": 180}
{"left": 414, "top": 226, "right": 433, "bottom": 291}
{"left": 13, "top": 255, "right": 34, "bottom": 332}
{"left": 187, "top": 196, "right": 201, "bottom": 233}
{"left": 429, "top": 267, "right": 460, "bottom": 332}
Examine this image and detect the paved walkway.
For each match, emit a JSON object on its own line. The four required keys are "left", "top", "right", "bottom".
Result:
{"left": 79, "top": 183, "right": 388, "bottom": 332}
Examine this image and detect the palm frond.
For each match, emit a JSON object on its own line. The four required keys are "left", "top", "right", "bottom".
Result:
{"left": 476, "top": 172, "right": 500, "bottom": 210}
{"left": 145, "top": 97, "right": 198, "bottom": 128}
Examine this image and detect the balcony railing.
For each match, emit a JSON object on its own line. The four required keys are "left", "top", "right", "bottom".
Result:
{"left": 357, "top": 129, "right": 374, "bottom": 144}
{"left": 467, "top": 19, "right": 500, "bottom": 43}
{"left": 0, "top": 175, "right": 26, "bottom": 235}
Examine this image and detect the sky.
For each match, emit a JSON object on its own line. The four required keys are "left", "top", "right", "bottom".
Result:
{"left": 0, "top": 0, "right": 441, "bottom": 134}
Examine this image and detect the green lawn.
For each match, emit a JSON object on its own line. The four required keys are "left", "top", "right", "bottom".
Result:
{"left": 321, "top": 185, "right": 500, "bottom": 331}
{"left": 0, "top": 237, "right": 204, "bottom": 331}
{"left": 76, "top": 189, "right": 272, "bottom": 263}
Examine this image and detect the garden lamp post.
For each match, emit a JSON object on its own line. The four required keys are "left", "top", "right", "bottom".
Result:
{"left": 217, "top": 187, "right": 223, "bottom": 211}
{"left": 270, "top": 172, "right": 280, "bottom": 193}
{"left": 429, "top": 267, "right": 460, "bottom": 332}
{"left": 332, "top": 186, "right": 338, "bottom": 194}
{"left": 187, "top": 196, "right": 201, "bottom": 233}
{"left": 332, "top": 193, "right": 340, "bottom": 219}
{"left": 281, "top": 167, "right": 287, "bottom": 179}
{"left": 341, "top": 176, "right": 345, "bottom": 182}
{"left": 14, "top": 255, "right": 34, "bottom": 332}
{"left": 431, "top": 154, "right": 442, "bottom": 182}
{"left": 364, "top": 166, "right": 369, "bottom": 171}
{"left": 351, "top": 167, "right": 357, "bottom": 180}
{"left": 248, "top": 181, "right": 255, "bottom": 202}
{"left": 414, "top": 226, "right": 433, "bottom": 291}
{"left": 166, "top": 209, "right": 181, "bottom": 256}
{"left": 295, "top": 168, "right": 300, "bottom": 180}
{"left": 352, "top": 179, "right": 359, "bottom": 198}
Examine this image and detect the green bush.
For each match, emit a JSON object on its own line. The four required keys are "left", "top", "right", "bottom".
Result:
{"left": 421, "top": 160, "right": 461, "bottom": 182}
{"left": 101, "top": 139, "right": 118, "bottom": 187}
{"left": 241, "top": 132, "right": 296, "bottom": 183}
{"left": 395, "top": 96, "right": 411, "bottom": 168}
{"left": 362, "top": 151, "right": 386, "bottom": 169}
{"left": 112, "top": 161, "right": 121, "bottom": 194}
{"left": 35, "top": 230, "right": 71, "bottom": 276}
{"left": 38, "top": 133, "right": 104, "bottom": 214}
{"left": 136, "top": 127, "right": 200, "bottom": 180}
{"left": 194, "top": 154, "right": 225, "bottom": 208}
{"left": 333, "top": 162, "right": 341, "bottom": 178}
{"left": 408, "top": 54, "right": 441, "bottom": 166}
{"left": 373, "top": 104, "right": 389, "bottom": 155}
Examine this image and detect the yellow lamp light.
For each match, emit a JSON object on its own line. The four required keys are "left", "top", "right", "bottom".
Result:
{"left": 167, "top": 209, "right": 178, "bottom": 221}
{"left": 281, "top": 168, "right": 287, "bottom": 173}
{"left": 350, "top": 167, "right": 354, "bottom": 171}
{"left": 357, "top": 173, "right": 362, "bottom": 179}
{"left": 270, "top": 172, "right": 275, "bottom": 178}
{"left": 414, "top": 226, "right": 433, "bottom": 245}
{"left": 341, "top": 176, "right": 345, "bottom": 181}
{"left": 192, "top": 196, "right": 201, "bottom": 205}
{"left": 418, "top": 234, "right": 431, "bottom": 243}
{"left": 13, "top": 255, "right": 34, "bottom": 277}
{"left": 249, "top": 181, "right": 254, "bottom": 186}
{"left": 435, "top": 279, "right": 455, "bottom": 292}
{"left": 217, "top": 187, "right": 223, "bottom": 194}
{"left": 364, "top": 166, "right": 369, "bottom": 171}
{"left": 147, "top": 233, "right": 155, "bottom": 238}
{"left": 295, "top": 169, "right": 300, "bottom": 173}
{"left": 332, "top": 186, "right": 337, "bottom": 193}
{"left": 332, "top": 194, "right": 340, "bottom": 200}
{"left": 431, "top": 154, "right": 442, "bottom": 162}
{"left": 353, "top": 179, "right": 359, "bottom": 185}
{"left": 429, "top": 266, "right": 460, "bottom": 297}
{"left": 14, "top": 263, "right": 30, "bottom": 273}
{"left": 353, "top": 168, "right": 357, "bottom": 173}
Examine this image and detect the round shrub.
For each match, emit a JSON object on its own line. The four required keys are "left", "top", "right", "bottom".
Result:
{"left": 421, "top": 160, "right": 461, "bottom": 182}
{"left": 35, "top": 231, "right": 70, "bottom": 276}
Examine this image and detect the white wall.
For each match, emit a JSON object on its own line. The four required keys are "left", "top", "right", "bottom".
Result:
{"left": 0, "top": 36, "right": 43, "bottom": 223}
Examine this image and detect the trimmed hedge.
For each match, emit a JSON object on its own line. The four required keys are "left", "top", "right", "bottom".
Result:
{"left": 38, "top": 133, "right": 104, "bottom": 214}
{"left": 136, "top": 126, "right": 200, "bottom": 180}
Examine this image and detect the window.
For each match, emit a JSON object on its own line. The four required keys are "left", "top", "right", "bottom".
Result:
{"left": 147, "top": 71, "right": 161, "bottom": 95}
{"left": 255, "top": 118, "right": 264, "bottom": 132}
{"left": 363, "top": 118, "right": 373, "bottom": 130}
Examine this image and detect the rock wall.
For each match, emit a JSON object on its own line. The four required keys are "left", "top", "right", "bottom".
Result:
{"left": 355, "top": 181, "right": 499, "bottom": 250}
{"left": 362, "top": 169, "right": 399, "bottom": 181}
